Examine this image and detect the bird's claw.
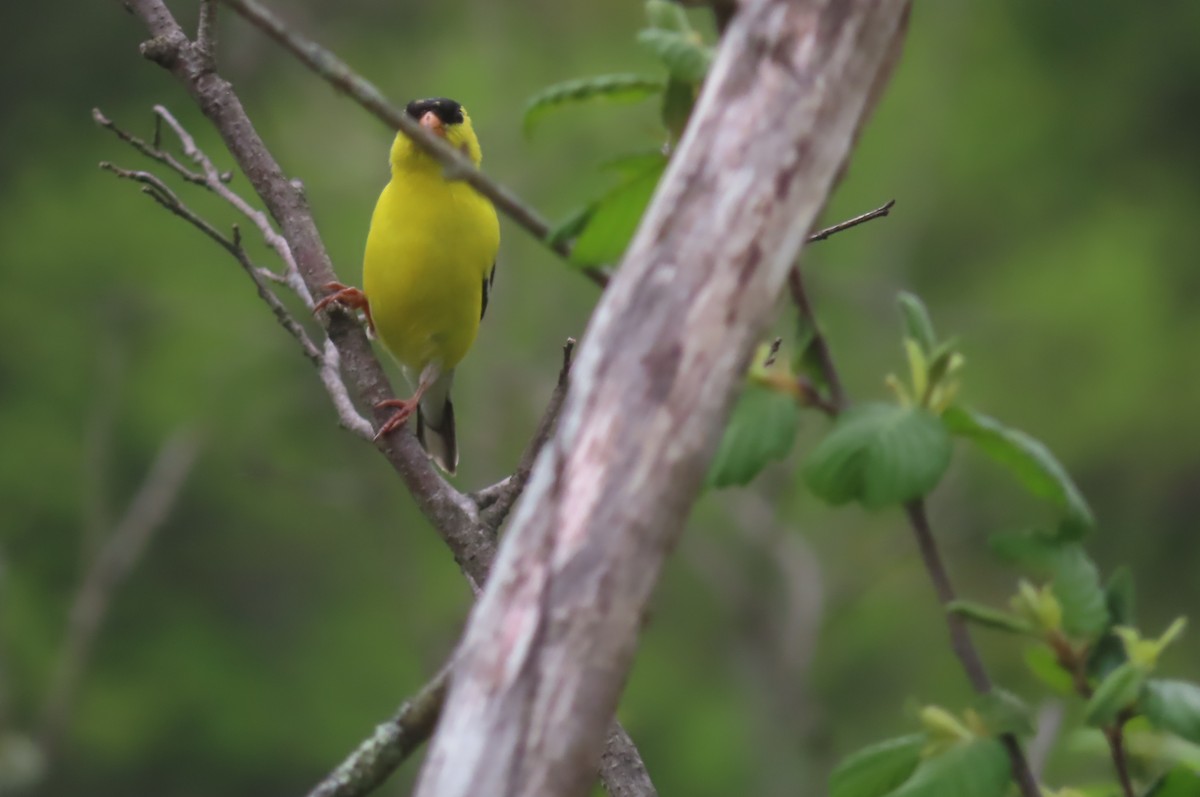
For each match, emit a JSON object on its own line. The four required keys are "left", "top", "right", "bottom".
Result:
{"left": 314, "top": 282, "right": 376, "bottom": 334}
{"left": 373, "top": 398, "right": 418, "bottom": 441}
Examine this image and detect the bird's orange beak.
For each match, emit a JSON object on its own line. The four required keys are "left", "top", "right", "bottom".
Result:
{"left": 419, "top": 111, "right": 446, "bottom": 138}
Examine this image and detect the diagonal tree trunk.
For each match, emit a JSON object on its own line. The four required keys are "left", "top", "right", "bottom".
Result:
{"left": 414, "top": 1, "right": 913, "bottom": 796}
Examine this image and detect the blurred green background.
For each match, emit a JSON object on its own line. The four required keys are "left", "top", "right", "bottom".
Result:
{"left": 2, "top": 1, "right": 1199, "bottom": 795}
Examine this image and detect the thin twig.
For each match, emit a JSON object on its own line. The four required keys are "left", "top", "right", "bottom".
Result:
{"left": 784, "top": 200, "right": 896, "bottom": 411}
{"left": 806, "top": 199, "right": 894, "bottom": 243}
{"left": 1104, "top": 717, "right": 1137, "bottom": 797}
{"left": 112, "top": 4, "right": 657, "bottom": 794}
{"left": 39, "top": 431, "right": 201, "bottom": 760}
{"left": 153, "top": 105, "right": 311, "bottom": 305}
{"left": 97, "top": 111, "right": 375, "bottom": 438}
{"left": 475, "top": 338, "right": 575, "bottom": 528}
{"left": 788, "top": 240, "right": 1041, "bottom": 797}
{"left": 214, "top": 0, "right": 609, "bottom": 289}
{"left": 98, "top": 159, "right": 323, "bottom": 367}
{"left": 306, "top": 665, "right": 451, "bottom": 797}
{"left": 1048, "top": 633, "right": 1136, "bottom": 796}
{"left": 196, "top": 0, "right": 218, "bottom": 63}
{"left": 93, "top": 105, "right": 309, "bottom": 303}
{"left": 118, "top": 0, "right": 497, "bottom": 583}
{"left": 787, "top": 268, "right": 847, "bottom": 410}
{"left": 93, "top": 107, "right": 207, "bottom": 185}
{"left": 319, "top": 339, "right": 375, "bottom": 440}
{"left": 904, "top": 501, "right": 998, "bottom": 693}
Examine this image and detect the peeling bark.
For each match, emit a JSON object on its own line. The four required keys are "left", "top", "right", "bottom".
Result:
{"left": 415, "top": 2, "right": 912, "bottom": 796}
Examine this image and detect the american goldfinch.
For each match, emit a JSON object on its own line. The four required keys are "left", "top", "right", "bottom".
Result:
{"left": 316, "top": 97, "right": 500, "bottom": 474}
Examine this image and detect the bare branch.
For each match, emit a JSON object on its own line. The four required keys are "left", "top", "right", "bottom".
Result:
{"left": 787, "top": 266, "right": 848, "bottom": 411}
{"left": 39, "top": 431, "right": 201, "bottom": 759}
{"left": 98, "top": 158, "right": 322, "bottom": 366}
{"left": 196, "top": 0, "right": 218, "bottom": 62}
{"left": 153, "top": 105, "right": 311, "bottom": 305}
{"left": 598, "top": 724, "right": 658, "bottom": 797}
{"left": 807, "top": 199, "right": 895, "bottom": 243}
{"left": 214, "top": 0, "right": 609, "bottom": 289}
{"left": 306, "top": 666, "right": 450, "bottom": 797}
{"left": 305, "top": 657, "right": 656, "bottom": 797}
{"left": 93, "top": 107, "right": 206, "bottom": 184}
{"left": 116, "top": 1, "right": 489, "bottom": 582}
{"left": 319, "top": 339, "right": 375, "bottom": 440}
{"left": 476, "top": 338, "right": 575, "bottom": 529}
{"left": 416, "top": 3, "right": 914, "bottom": 796}
{"left": 112, "top": 4, "right": 656, "bottom": 794}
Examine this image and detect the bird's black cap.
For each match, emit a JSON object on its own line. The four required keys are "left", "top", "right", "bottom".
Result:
{"left": 405, "top": 97, "right": 464, "bottom": 126}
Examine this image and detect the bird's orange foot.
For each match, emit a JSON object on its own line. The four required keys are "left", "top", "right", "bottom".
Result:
{"left": 313, "top": 282, "right": 376, "bottom": 334}
{"left": 373, "top": 397, "right": 419, "bottom": 440}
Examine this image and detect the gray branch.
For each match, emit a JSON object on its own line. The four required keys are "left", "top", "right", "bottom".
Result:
{"left": 414, "top": 2, "right": 913, "bottom": 796}
{"left": 112, "top": 2, "right": 657, "bottom": 794}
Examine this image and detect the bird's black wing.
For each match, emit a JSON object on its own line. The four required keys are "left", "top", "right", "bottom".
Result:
{"left": 481, "top": 262, "right": 496, "bottom": 320}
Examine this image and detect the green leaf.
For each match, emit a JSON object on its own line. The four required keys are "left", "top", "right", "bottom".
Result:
{"left": 946, "top": 600, "right": 1033, "bottom": 635}
{"left": 1024, "top": 645, "right": 1075, "bottom": 696}
{"left": 1105, "top": 567, "right": 1136, "bottom": 627}
{"left": 1145, "top": 765, "right": 1200, "bottom": 797}
{"left": 898, "top": 292, "right": 938, "bottom": 354}
{"left": 989, "top": 529, "right": 1061, "bottom": 568}
{"left": 636, "top": 29, "right": 714, "bottom": 83}
{"left": 569, "top": 157, "right": 666, "bottom": 266}
{"left": 523, "top": 74, "right": 665, "bottom": 135}
{"left": 803, "top": 403, "right": 953, "bottom": 510}
{"left": 942, "top": 407, "right": 1094, "bottom": 535}
{"left": 707, "top": 383, "right": 800, "bottom": 488}
{"left": 829, "top": 734, "right": 924, "bottom": 797}
{"left": 1084, "top": 662, "right": 1146, "bottom": 726}
{"left": 1087, "top": 568, "right": 1137, "bottom": 680}
{"left": 889, "top": 738, "right": 1010, "bottom": 797}
{"left": 661, "top": 77, "right": 696, "bottom": 140}
{"left": 1051, "top": 544, "right": 1109, "bottom": 639}
{"left": 1087, "top": 632, "right": 1127, "bottom": 682}
{"left": 1122, "top": 721, "right": 1200, "bottom": 770}
{"left": 599, "top": 150, "right": 669, "bottom": 179}
{"left": 545, "top": 205, "right": 595, "bottom": 249}
{"left": 644, "top": 0, "right": 692, "bottom": 32}
{"left": 972, "top": 689, "right": 1035, "bottom": 736}
{"left": 1143, "top": 680, "right": 1200, "bottom": 744}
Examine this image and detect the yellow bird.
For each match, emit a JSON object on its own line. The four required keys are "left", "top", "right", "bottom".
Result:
{"left": 316, "top": 98, "right": 500, "bottom": 474}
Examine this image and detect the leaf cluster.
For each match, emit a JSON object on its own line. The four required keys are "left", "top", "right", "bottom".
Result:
{"left": 525, "top": 1, "right": 715, "bottom": 269}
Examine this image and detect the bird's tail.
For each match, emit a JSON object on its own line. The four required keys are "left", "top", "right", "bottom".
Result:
{"left": 416, "top": 370, "right": 458, "bottom": 474}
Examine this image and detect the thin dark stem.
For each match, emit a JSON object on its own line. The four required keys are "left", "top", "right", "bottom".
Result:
{"left": 98, "top": 161, "right": 324, "bottom": 368}
{"left": 93, "top": 107, "right": 207, "bottom": 184}
{"left": 806, "top": 199, "right": 894, "bottom": 242}
{"left": 788, "top": 236, "right": 1041, "bottom": 797}
{"left": 904, "top": 502, "right": 993, "bottom": 692}
{"left": 215, "top": 0, "right": 609, "bottom": 289}
{"left": 1049, "top": 632, "right": 1136, "bottom": 796}
{"left": 906, "top": 504, "right": 1041, "bottom": 797}
{"left": 787, "top": 268, "right": 847, "bottom": 410}
{"left": 1104, "top": 718, "right": 1137, "bottom": 797}
{"left": 784, "top": 200, "right": 896, "bottom": 411}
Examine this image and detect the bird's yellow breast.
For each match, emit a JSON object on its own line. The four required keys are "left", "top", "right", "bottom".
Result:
{"left": 363, "top": 169, "right": 499, "bottom": 373}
